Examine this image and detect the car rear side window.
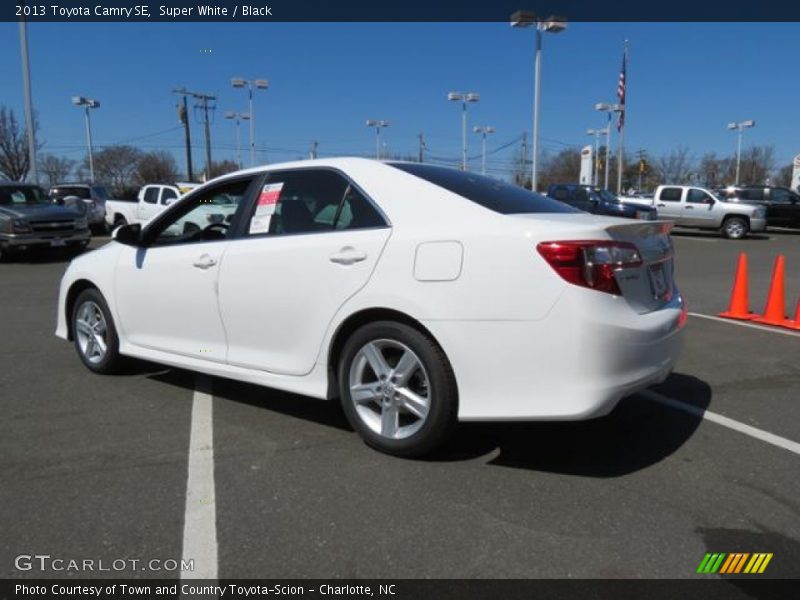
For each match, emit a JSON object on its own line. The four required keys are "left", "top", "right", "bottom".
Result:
{"left": 389, "top": 163, "right": 578, "bottom": 214}
{"left": 658, "top": 187, "right": 683, "bottom": 202}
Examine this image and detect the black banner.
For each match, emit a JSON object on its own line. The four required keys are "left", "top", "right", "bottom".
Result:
{"left": 5, "top": 0, "right": 800, "bottom": 22}
{"left": 1, "top": 579, "right": 797, "bottom": 600}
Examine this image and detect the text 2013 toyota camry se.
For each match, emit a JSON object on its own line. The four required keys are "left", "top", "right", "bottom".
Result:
{"left": 56, "top": 158, "right": 685, "bottom": 456}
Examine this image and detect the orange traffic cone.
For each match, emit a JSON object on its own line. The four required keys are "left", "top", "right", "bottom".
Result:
{"left": 719, "top": 253, "right": 757, "bottom": 320}
{"left": 783, "top": 298, "right": 800, "bottom": 330}
{"left": 753, "top": 255, "right": 787, "bottom": 327}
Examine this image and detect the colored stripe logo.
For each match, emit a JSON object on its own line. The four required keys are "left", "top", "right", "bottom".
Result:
{"left": 697, "top": 552, "right": 773, "bottom": 574}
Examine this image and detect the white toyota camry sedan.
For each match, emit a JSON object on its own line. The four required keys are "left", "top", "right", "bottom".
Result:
{"left": 56, "top": 158, "right": 685, "bottom": 456}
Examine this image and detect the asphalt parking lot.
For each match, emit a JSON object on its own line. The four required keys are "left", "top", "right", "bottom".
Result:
{"left": 1, "top": 227, "right": 799, "bottom": 582}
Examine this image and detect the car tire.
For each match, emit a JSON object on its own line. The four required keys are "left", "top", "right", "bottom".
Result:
{"left": 722, "top": 216, "right": 749, "bottom": 240}
{"left": 113, "top": 216, "right": 128, "bottom": 229}
{"left": 338, "top": 321, "right": 458, "bottom": 458}
{"left": 71, "top": 288, "right": 124, "bottom": 374}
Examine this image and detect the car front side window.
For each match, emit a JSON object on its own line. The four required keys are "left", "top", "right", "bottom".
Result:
{"left": 145, "top": 178, "right": 253, "bottom": 246}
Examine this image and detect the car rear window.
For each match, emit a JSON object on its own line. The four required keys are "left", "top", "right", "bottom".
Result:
{"left": 52, "top": 186, "right": 90, "bottom": 199}
{"left": 388, "top": 163, "right": 578, "bottom": 215}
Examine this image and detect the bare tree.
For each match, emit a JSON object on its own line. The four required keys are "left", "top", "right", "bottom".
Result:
{"left": 775, "top": 163, "right": 793, "bottom": 188}
{"left": 38, "top": 153, "right": 75, "bottom": 187}
{"left": 88, "top": 145, "right": 143, "bottom": 195}
{"left": 656, "top": 146, "right": 694, "bottom": 184}
{"left": 207, "top": 160, "right": 239, "bottom": 179}
{"left": 739, "top": 145, "right": 776, "bottom": 185}
{"left": 0, "top": 106, "right": 40, "bottom": 182}
{"left": 135, "top": 151, "right": 179, "bottom": 186}
{"left": 538, "top": 149, "right": 581, "bottom": 190}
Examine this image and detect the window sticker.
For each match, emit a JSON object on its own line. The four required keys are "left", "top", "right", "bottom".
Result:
{"left": 249, "top": 182, "right": 284, "bottom": 233}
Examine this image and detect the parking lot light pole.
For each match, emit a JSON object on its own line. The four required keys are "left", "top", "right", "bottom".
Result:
{"left": 365, "top": 120, "right": 390, "bottom": 159}
{"left": 473, "top": 126, "right": 496, "bottom": 175}
{"left": 225, "top": 111, "right": 249, "bottom": 169}
{"left": 448, "top": 92, "right": 480, "bottom": 171}
{"left": 512, "top": 11, "right": 567, "bottom": 191}
{"left": 727, "top": 120, "right": 755, "bottom": 185}
{"left": 594, "top": 103, "right": 623, "bottom": 190}
{"left": 19, "top": 20, "right": 38, "bottom": 184}
{"left": 72, "top": 96, "right": 100, "bottom": 183}
{"left": 232, "top": 78, "right": 268, "bottom": 167}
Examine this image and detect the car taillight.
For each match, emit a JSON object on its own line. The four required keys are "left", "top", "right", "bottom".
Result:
{"left": 536, "top": 241, "right": 643, "bottom": 295}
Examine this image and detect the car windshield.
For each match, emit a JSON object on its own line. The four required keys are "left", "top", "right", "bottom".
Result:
{"left": 594, "top": 188, "right": 622, "bottom": 204}
{"left": 0, "top": 186, "right": 49, "bottom": 205}
{"left": 389, "top": 163, "right": 578, "bottom": 215}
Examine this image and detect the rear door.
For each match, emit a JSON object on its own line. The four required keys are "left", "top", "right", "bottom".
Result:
{"left": 767, "top": 188, "right": 796, "bottom": 226}
{"left": 654, "top": 187, "right": 684, "bottom": 220}
{"left": 217, "top": 168, "right": 391, "bottom": 375}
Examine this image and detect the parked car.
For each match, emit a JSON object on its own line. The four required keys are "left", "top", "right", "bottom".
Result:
{"left": 105, "top": 184, "right": 183, "bottom": 229}
{"left": 620, "top": 185, "right": 767, "bottom": 239}
{"left": 0, "top": 183, "right": 90, "bottom": 261}
{"left": 49, "top": 183, "right": 110, "bottom": 233}
{"left": 716, "top": 186, "right": 800, "bottom": 228}
{"left": 546, "top": 184, "right": 658, "bottom": 220}
{"left": 56, "top": 158, "right": 685, "bottom": 456}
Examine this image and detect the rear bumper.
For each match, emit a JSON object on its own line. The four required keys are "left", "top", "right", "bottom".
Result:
{"left": 424, "top": 289, "right": 685, "bottom": 421}
{"left": 1, "top": 230, "right": 91, "bottom": 248}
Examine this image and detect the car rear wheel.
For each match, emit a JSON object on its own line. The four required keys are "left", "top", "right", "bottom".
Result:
{"left": 722, "top": 216, "right": 749, "bottom": 239}
{"left": 72, "top": 288, "right": 124, "bottom": 374}
{"left": 338, "top": 321, "right": 458, "bottom": 457}
{"left": 113, "top": 215, "right": 128, "bottom": 229}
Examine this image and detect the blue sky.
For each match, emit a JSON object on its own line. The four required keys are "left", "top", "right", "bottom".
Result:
{"left": 1, "top": 21, "right": 798, "bottom": 178}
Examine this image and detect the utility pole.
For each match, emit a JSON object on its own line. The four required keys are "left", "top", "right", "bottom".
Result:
{"left": 196, "top": 93, "right": 215, "bottom": 180}
{"left": 521, "top": 132, "right": 529, "bottom": 188}
{"left": 418, "top": 133, "right": 425, "bottom": 163}
{"left": 172, "top": 89, "right": 194, "bottom": 181}
{"left": 310, "top": 140, "right": 318, "bottom": 159}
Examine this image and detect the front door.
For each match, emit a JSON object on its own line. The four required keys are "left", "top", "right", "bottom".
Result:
{"left": 114, "top": 177, "right": 257, "bottom": 362}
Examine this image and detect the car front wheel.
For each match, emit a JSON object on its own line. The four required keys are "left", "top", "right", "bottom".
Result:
{"left": 72, "top": 288, "right": 124, "bottom": 374}
{"left": 338, "top": 321, "right": 458, "bottom": 457}
{"left": 722, "top": 216, "right": 749, "bottom": 239}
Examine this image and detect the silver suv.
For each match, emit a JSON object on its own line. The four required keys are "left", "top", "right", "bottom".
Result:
{"left": 49, "top": 183, "right": 110, "bottom": 233}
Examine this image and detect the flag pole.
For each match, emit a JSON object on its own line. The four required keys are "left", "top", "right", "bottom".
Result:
{"left": 616, "top": 40, "right": 628, "bottom": 194}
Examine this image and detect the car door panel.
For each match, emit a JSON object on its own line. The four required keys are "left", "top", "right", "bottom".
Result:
{"left": 218, "top": 228, "right": 390, "bottom": 375}
{"left": 114, "top": 242, "right": 229, "bottom": 361}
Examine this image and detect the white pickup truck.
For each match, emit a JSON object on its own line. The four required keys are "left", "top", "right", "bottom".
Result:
{"left": 105, "top": 183, "right": 197, "bottom": 228}
{"left": 621, "top": 185, "right": 767, "bottom": 239}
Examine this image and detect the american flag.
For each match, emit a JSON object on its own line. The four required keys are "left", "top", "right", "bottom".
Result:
{"left": 616, "top": 51, "right": 627, "bottom": 131}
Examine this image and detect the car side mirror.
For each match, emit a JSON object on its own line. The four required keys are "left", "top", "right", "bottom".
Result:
{"left": 705, "top": 197, "right": 715, "bottom": 205}
{"left": 113, "top": 223, "right": 142, "bottom": 246}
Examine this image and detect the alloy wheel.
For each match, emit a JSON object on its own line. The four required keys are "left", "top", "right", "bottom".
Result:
{"left": 75, "top": 300, "right": 109, "bottom": 364}
{"left": 348, "top": 339, "right": 431, "bottom": 440}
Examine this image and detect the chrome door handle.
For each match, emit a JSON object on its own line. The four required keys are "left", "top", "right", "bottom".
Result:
{"left": 193, "top": 255, "right": 217, "bottom": 269}
{"left": 329, "top": 247, "right": 367, "bottom": 265}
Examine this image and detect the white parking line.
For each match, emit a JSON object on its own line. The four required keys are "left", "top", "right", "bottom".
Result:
{"left": 689, "top": 312, "right": 800, "bottom": 337}
{"left": 641, "top": 389, "right": 800, "bottom": 457}
{"left": 181, "top": 375, "right": 218, "bottom": 583}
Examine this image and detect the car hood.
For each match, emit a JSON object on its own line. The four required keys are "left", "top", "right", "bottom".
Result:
{"left": 0, "top": 203, "right": 83, "bottom": 220}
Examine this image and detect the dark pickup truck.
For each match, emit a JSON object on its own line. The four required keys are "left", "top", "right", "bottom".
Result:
{"left": 0, "top": 183, "right": 91, "bottom": 261}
